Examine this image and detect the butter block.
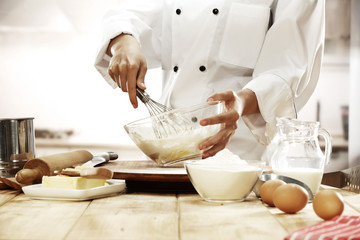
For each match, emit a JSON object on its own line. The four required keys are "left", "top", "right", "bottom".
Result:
{"left": 42, "top": 176, "right": 106, "bottom": 189}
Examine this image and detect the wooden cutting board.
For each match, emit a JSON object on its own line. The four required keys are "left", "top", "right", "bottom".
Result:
{"left": 102, "top": 160, "right": 195, "bottom": 193}
{"left": 102, "top": 160, "right": 189, "bottom": 182}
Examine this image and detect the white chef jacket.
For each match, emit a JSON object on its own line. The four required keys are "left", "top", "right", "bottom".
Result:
{"left": 94, "top": 0, "right": 325, "bottom": 160}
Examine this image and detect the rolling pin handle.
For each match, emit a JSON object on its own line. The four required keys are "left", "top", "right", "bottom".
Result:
{"left": 15, "top": 168, "right": 43, "bottom": 185}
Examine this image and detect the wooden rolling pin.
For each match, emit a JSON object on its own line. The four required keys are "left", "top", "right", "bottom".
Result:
{"left": 15, "top": 150, "right": 93, "bottom": 185}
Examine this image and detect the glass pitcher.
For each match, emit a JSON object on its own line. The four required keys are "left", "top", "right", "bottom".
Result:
{"left": 270, "top": 118, "right": 332, "bottom": 194}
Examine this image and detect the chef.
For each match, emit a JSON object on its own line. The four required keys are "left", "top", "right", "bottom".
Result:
{"left": 94, "top": 0, "right": 325, "bottom": 160}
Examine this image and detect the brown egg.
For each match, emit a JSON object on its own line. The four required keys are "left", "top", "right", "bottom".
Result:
{"left": 312, "top": 189, "right": 344, "bottom": 220}
{"left": 273, "top": 184, "right": 309, "bottom": 213}
{"left": 260, "top": 179, "right": 286, "bottom": 207}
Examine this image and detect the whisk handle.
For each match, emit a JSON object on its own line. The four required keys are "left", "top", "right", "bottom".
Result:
{"left": 136, "top": 87, "right": 150, "bottom": 103}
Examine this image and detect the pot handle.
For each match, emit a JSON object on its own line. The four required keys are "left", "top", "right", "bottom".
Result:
{"left": 319, "top": 128, "right": 332, "bottom": 164}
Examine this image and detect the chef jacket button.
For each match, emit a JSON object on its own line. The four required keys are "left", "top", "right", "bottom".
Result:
{"left": 199, "top": 65, "right": 206, "bottom": 72}
{"left": 173, "top": 66, "right": 178, "bottom": 72}
{"left": 176, "top": 9, "right": 181, "bottom": 15}
{"left": 212, "top": 8, "right": 219, "bottom": 15}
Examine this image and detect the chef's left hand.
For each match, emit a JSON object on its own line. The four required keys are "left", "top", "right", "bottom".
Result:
{"left": 198, "top": 89, "right": 259, "bottom": 158}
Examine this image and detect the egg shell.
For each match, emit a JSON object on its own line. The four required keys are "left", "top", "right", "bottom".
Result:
{"left": 273, "top": 183, "right": 309, "bottom": 214}
{"left": 260, "top": 179, "right": 286, "bottom": 207}
{"left": 312, "top": 189, "right": 344, "bottom": 220}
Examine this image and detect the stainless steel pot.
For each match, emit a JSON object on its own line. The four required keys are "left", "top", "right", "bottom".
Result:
{"left": 0, "top": 118, "right": 35, "bottom": 177}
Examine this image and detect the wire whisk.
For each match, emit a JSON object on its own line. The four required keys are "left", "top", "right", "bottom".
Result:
{"left": 136, "top": 88, "right": 193, "bottom": 139}
{"left": 136, "top": 88, "right": 172, "bottom": 115}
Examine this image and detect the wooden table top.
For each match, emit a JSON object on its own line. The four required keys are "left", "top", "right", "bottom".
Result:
{"left": 0, "top": 185, "right": 359, "bottom": 240}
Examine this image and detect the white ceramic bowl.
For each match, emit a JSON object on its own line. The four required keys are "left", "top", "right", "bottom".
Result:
{"left": 185, "top": 159, "right": 264, "bottom": 202}
{"left": 124, "top": 101, "right": 224, "bottom": 166}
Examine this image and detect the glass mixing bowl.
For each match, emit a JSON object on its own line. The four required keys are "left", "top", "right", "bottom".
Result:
{"left": 124, "top": 101, "right": 224, "bottom": 166}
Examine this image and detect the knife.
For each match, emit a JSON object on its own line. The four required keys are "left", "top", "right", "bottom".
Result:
{"left": 322, "top": 165, "right": 360, "bottom": 193}
{"left": 81, "top": 152, "right": 118, "bottom": 168}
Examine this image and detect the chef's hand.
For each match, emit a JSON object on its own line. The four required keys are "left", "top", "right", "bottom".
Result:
{"left": 107, "top": 34, "right": 147, "bottom": 108}
{"left": 198, "top": 89, "right": 259, "bottom": 158}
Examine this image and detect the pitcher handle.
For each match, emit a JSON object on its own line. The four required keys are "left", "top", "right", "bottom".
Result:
{"left": 318, "top": 128, "right": 332, "bottom": 164}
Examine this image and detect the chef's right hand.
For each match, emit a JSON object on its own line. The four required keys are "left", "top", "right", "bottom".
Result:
{"left": 107, "top": 34, "right": 147, "bottom": 108}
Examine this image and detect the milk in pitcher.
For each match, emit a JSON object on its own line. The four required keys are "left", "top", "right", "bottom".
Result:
{"left": 273, "top": 168, "right": 323, "bottom": 194}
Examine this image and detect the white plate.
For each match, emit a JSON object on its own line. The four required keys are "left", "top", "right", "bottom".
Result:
{"left": 22, "top": 179, "right": 126, "bottom": 201}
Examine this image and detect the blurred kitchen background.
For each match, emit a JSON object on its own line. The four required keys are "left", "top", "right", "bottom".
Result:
{"left": 0, "top": 0, "right": 359, "bottom": 171}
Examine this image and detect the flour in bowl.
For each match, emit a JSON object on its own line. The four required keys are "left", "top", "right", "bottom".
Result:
{"left": 185, "top": 149, "right": 264, "bottom": 202}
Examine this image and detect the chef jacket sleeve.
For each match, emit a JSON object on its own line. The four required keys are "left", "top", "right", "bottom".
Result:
{"left": 94, "top": 0, "right": 163, "bottom": 88}
{"left": 242, "top": 0, "right": 325, "bottom": 145}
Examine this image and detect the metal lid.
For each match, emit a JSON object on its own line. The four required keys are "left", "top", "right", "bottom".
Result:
{"left": 0, "top": 117, "right": 34, "bottom": 121}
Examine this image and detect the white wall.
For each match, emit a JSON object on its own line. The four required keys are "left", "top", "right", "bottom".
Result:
{"left": 0, "top": 0, "right": 162, "bottom": 146}
{"left": 0, "top": 0, "right": 350, "bottom": 146}
{"left": 349, "top": 0, "right": 360, "bottom": 167}
{"left": 298, "top": 62, "right": 349, "bottom": 136}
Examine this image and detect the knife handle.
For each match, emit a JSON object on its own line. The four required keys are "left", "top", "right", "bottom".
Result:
{"left": 95, "top": 152, "right": 118, "bottom": 161}
{"left": 108, "top": 152, "right": 118, "bottom": 160}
